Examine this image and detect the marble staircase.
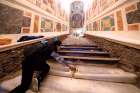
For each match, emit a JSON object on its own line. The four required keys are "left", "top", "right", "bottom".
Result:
{"left": 48, "top": 44, "right": 136, "bottom": 83}
{"left": 0, "top": 35, "right": 139, "bottom": 93}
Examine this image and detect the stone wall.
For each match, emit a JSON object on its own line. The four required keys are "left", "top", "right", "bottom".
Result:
{"left": 0, "top": 35, "right": 68, "bottom": 82}
{"left": 85, "top": 34, "right": 140, "bottom": 87}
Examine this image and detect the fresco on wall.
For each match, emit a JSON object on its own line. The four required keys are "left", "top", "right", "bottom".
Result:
{"left": 0, "top": 3, "right": 23, "bottom": 34}
{"left": 56, "top": 23, "right": 61, "bottom": 32}
{"left": 45, "top": 19, "right": 53, "bottom": 32}
{"left": 22, "top": 16, "right": 31, "bottom": 33}
{"left": 62, "top": 25, "right": 67, "bottom": 31}
{"left": 41, "top": 17, "right": 46, "bottom": 32}
{"left": 101, "top": 14, "right": 115, "bottom": 31}
{"left": 100, "top": 0, "right": 115, "bottom": 11}
{"left": 93, "top": 21, "right": 100, "bottom": 31}
{"left": 70, "top": 1, "right": 84, "bottom": 28}
{"left": 26, "top": 0, "right": 67, "bottom": 21}
{"left": 126, "top": 2, "right": 140, "bottom": 30}
{"left": 126, "top": 3, "right": 140, "bottom": 24}
{"left": 43, "top": 0, "right": 53, "bottom": 9}
{"left": 116, "top": 11, "right": 123, "bottom": 31}
{"left": 41, "top": 18, "right": 53, "bottom": 32}
{"left": 27, "top": 0, "right": 41, "bottom": 7}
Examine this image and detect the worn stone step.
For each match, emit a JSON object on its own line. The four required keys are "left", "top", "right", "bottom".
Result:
{"left": 48, "top": 63, "right": 137, "bottom": 83}
{"left": 61, "top": 56, "right": 120, "bottom": 62}
{"left": 58, "top": 50, "right": 110, "bottom": 56}
{"left": 38, "top": 76, "right": 140, "bottom": 93}
{"left": 1, "top": 76, "right": 140, "bottom": 93}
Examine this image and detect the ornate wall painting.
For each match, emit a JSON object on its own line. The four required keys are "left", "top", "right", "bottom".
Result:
{"left": 22, "top": 16, "right": 31, "bottom": 27}
{"left": 100, "top": 0, "right": 115, "bottom": 11}
{"left": 125, "top": 4, "right": 137, "bottom": 13}
{"left": 45, "top": 19, "right": 53, "bottom": 32}
{"left": 44, "top": 0, "right": 53, "bottom": 9}
{"left": 126, "top": 2, "right": 140, "bottom": 31}
{"left": 0, "top": 3, "right": 23, "bottom": 34}
{"left": 62, "top": 25, "right": 67, "bottom": 31}
{"left": 56, "top": 23, "right": 61, "bottom": 32}
{"left": 41, "top": 17, "right": 46, "bottom": 32}
{"left": 33, "top": 15, "right": 39, "bottom": 33}
{"left": 101, "top": 14, "right": 115, "bottom": 31}
{"left": 93, "top": 21, "right": 100, "bottom": 31}
{"left": 126, "top": 2, "right": 140, "bottom": 24}
{"left": 41, "top": 17, "right": 53, "bottom": 32}
{"left": 71, "top": 14, "right": 84, "bottom": 28}
{"left": 22, "top": 16, "right": 31, "bottom": 33}
{"left": 70, "top": 1, "right": 84, "bottom": 28}
{"left": 116, "top": 11, "right": 124, "bottom": 31}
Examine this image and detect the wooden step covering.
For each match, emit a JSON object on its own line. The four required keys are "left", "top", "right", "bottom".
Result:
{"left": 61, "top": 44, "right": 97, "bottom": 47}
{"left": 58, "top": 50, "right": 109, "bottom": 55}
{"left": 60, "top": 46, "right": 101, "bottom": 50}
{"left": 61, "top": 56, "right": 120, "bottom": 62}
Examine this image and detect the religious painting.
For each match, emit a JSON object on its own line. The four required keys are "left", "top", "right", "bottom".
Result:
{"left": 100, "top": 0, "right": 115, "bottom": 11}
{"left": 116, "top": 11, "right": 124, "bottom": 31}
{"left": 62, "top": 25, "right": 67, "bottom": 31}
{"left": 33, "top": 15, "right": 39, "bottom": 33}
{"left": 126, "top": 2, "right": 140, "bottom": 24}
{"left": 71, "top": 14, "right": 83, "bottom": 28}
{"left": 41, "top": 17, "right": 53, "bottom": 32}
{"left": 41, "top": 17, "right": 46, "bottom": 32}
{"left": 126, "top": 2, "right": 140, "bottom": 31}
{"left": 101, "top": 14, "right": 115, "bottom": 31}
{"left": 70, "top": 1, "right": 84, "bottom": 28}
{"left": 93, "top": 21, "right": 100, "bottom": 31}
{"left": 22, "top": 16, "right": 31, "bottom": 27}
{"left": 45, "top": 19, "right": 53, "bottom": 32}
{"left": 125, "top": 4, "right": 137, "bottom": 13}
{"left": 43, "top": 0, "right": 53, "bottom": 9}
{"left": 0, "top": 3, "right": 23, "bottom": 34}
{"left": 56, "top": 23, "right": 61, "bottom": 32}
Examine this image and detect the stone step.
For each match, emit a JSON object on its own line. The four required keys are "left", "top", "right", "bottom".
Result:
{"left": 48, "top": 62, "right": 137, "bottom": 83}
{"left": 61, "top": 55, "right": 120, "bottom": 63}
{"left": 39, "top": 76, "right": 140, "bottom": 93}
{"left": 1, "top": 76, "right": 140, "bottom": 93}
{"left": 58, "top": 50, "right": 110, "bottom": 56}
{"left": 60, "top": 46, "right": 102, "bottom": 50}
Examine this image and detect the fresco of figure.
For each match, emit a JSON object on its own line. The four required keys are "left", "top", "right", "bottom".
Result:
{"left": 70, "top": 1, "right": 84, "bottom": 28}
